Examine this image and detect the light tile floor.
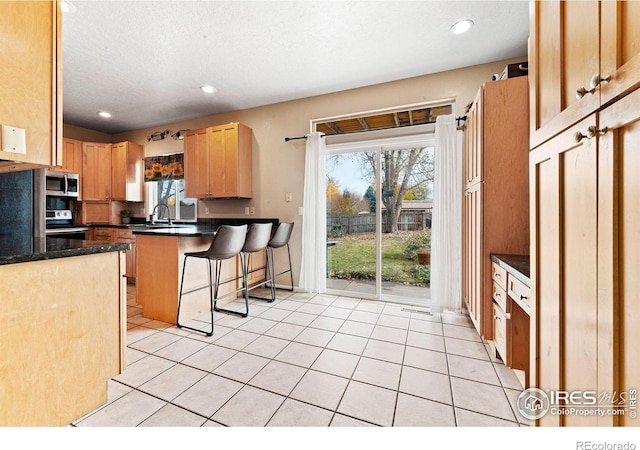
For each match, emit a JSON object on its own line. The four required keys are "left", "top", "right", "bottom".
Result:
{"left": 72, "top": 286, "right": 531, "bottom": 427}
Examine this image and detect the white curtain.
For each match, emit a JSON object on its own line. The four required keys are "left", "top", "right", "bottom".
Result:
{"left": 299, "top": 132, "right": 327, "bottom": 293}
{"left": 431, "top": 115, "right": 463, "bottom": 313}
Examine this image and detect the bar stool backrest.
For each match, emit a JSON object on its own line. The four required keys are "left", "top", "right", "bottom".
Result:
{"left": 242, "top": 222, "right": 273, "bottom": 253}
{"left": 268, "top": 222, "right": 294, "bottom": 248}
{"left": 207, "top": 225, "right": 248, "bottom": 260}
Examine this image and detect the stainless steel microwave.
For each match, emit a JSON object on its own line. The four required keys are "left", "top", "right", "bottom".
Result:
{"left": 45, "top": 170, "right": 79, "bottom": 197}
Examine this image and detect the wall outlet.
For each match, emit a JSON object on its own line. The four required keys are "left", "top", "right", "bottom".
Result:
{"left": 285, "top": 192, "right": 292, "bottom": 202}
{"left": 244, "top": 207, "right": 250, "bottom": 215}
{"left": 298, "top": 206, "right": 303, "bottom": 215}
{"left": 250, "top": 207, "right": 255, "bottom": 215}
{"left": 205, "top": 206, "right": 210, "bottom": 215}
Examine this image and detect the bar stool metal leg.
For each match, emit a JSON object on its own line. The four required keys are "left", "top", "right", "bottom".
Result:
{"left": 177, "top": 255, "right": 215, "bottom": 336}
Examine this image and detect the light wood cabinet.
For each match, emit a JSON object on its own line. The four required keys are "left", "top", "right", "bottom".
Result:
{"left": 82, "top": 141, "right": 144, "bottom": 202}
{"left": 114, "top": 229, "right": 136, "bottom": 279}
{"left": 530, "top": 89, "right": 640, "bottom": 426}
{"left": 462, "top": 77, "right": 530, "bottom": 340}
{"left": 55, "top": 138, "right": 83, "bottom": 175}
{"left": 184, "top": 123, "right": 252, "bottom": 199}
{"left": 463, "top": 182, "right": 482, "bottom": 331}
{"left": 0, "top": 1, "right": 62, "bottom": 172}
{"left": 111, "top": 141, "right": 144, "bottom": 202}
{"left": 91, "top": 227, "right": 136, "bottom": 279}
{"left": 529, "top": 0, "right": 640, "bottom": 148}
{"left": 529, "top": 0, "right": 640, "bottom": 427}
{"left": 83, "top": 142, "right": 112, "bottom": 201}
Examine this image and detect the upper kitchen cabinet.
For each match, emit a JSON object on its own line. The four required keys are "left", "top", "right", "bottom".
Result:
{"left": 82, "top": 141, "right": 144, "bottom": 202}
{"left": 82, "top": 142, "right": 111, "bottom": 201}
{"left": 111, "top": 141, "right": 144, "bottom": 202}
{"left": 55, "top": 138, "right": 83, "bottom": 175}
{"left": 529, "top": 0, "right": 640, "bottom": 149}
{"left": 0, "top": 1, "right": 62, "bottom": 172}
{"left": 184, "top": 123, "right": 252, "bottom": 199}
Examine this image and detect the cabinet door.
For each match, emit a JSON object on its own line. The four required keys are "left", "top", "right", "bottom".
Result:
{"left": 56, "top": 138, "right": 82, "bottom": 174}
{"left": 209, "top": 126, "right": 227, "bottom": 197}
{"left": 530, "top": 114, "right": 598, "bottom": 426}
{"left": 184, "top": 128, "right": 210, "bottom": 198}
{"left": 464, "top": 183, "right": 482, "bottom": 334}
{"left": 599, "top": 89, "right": 640, "bottom": 426}
{"left": 600, "top": 1, "right": 640, "bottom": 104}
{"left": 0, "top": 2, "right": 61, "bottom": 168}
{"left": 83, "top": 142, "right": 111, "bottom": 200}
{"left": 464, "top": 90, "right": 482, "bottom": 189}
{"left": 529, "top": 0, "right": 601, "bottom": 148}
{"left": 110, "top": 142, "right": 127, "bottom": 201}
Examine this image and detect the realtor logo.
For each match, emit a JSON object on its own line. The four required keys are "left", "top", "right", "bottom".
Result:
{"left": 517, "top": 388, "right": 550, "bottom": 420}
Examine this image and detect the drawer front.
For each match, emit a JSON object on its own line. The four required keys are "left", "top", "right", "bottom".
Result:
{"left": 491, "top": 262, "right": 507, "bottom": 290}
{"left": 492, "top": 281, "right": 507, "bottom": 312}
{"left": 92, "top": 228, "right": 113, "bottom": 241}
{"left": 493, "top": 302, "right": 508, "bottom": 362}
{"left": 508, "top": 275, "right": 530, "bottom": 308}
{"left": 114, "top": 229, "right": 134, "bottom": 240}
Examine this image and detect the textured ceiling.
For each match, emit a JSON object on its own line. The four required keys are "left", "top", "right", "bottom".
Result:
{"left": 62, "top": 0, "right": 529, "bottom": 134}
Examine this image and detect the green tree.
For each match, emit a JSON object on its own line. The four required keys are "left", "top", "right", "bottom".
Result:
{"left": 364, "top": 185, "right": 376, "bottom": 212}
{"left": 355, "top": 147, "right": 433, "bottom": 233}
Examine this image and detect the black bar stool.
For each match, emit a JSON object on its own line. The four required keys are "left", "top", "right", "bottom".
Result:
{"left": 265, "top": 222, "right": 295, "bottom": 292}
{"left": 218, "top": 222, "right": 274, "bottom": 312}
{"left": 176, "top": 224, "right": 247, "bottom": 336}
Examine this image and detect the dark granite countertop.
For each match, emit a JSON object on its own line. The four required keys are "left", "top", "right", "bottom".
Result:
{"left": 490, "top": 253, "right": 530, "bottom": 286}
{"left": 0, "top": 237, "right": 130, "bottom": 266}
{"left": 123, "top": 218, "right": 280, "bottom": 237}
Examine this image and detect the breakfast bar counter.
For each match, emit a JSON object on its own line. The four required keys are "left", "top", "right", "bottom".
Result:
{"left": 134, "top": 218, "right": 278, "bottom": 325}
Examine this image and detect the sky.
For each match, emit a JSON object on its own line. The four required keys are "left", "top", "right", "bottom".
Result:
{"left": 326, "top": 154, "right": 371, "bottom": 198}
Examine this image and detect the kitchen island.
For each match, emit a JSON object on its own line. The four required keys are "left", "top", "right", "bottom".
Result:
{"left": 134, "top": 219, "right": 278, "bottom": 325}
{"left": 0, "top": 237, "right": 129, "bottom": 426}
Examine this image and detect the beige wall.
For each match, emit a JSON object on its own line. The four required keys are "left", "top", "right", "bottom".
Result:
{"left": 63, "top": 123, "right": 111, "bottom": 143}
{"left": 71, "top": 57, "right": 525, "bottom": 287}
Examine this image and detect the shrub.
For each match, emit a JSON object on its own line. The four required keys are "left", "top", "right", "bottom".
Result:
{"left": 402, "top": 229, "right": 431, "bottom": 259}
{"left": 411, "top": 264, "right": 431, "bottom": 286}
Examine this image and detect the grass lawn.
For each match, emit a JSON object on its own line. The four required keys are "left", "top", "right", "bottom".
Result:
{"left": 327, "top": 233, "right": 429, "bottom": 286}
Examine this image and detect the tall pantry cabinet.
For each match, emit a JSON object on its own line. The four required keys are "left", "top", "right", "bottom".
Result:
{"left": 529, "top": 0, "right": 640, "bottom": 426}
{"left": 463, "top": 76, "right": 530, "bottom": 340}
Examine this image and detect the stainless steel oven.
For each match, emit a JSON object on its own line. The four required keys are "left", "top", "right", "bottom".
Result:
{"left": 45, "top": 209, "right": 88, "bottom": 240}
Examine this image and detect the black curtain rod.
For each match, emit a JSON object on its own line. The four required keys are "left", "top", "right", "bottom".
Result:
{"left": 455, "top": 115, "right": 467, "bottom": 127}
{"left": 284, "top": 133, "right": 326, "bottom": 142}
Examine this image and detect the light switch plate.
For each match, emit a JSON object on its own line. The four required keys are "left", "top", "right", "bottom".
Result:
{"left": 1, "top": 125, "right": 26, "bottom": 154}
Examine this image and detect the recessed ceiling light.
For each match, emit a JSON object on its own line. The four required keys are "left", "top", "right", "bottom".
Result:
{"left": 201, "top": 85, "right": 217, "bottom": 94}
{"left": 60, "top": 0, "right": 76, "bottom": 13}
{"left": 450, "top": 19, "right": 474, "bottom": 35}
{"left": 98, "top": 111, "right": 112, "bottom": 118}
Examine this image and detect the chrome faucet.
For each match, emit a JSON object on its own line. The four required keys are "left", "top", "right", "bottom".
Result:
{"left": 151, "top": 203, "right": 172, "bottom": 225}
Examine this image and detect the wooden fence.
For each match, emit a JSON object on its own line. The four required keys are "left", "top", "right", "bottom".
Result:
{"left": 327, "top": 211, "right": 430, "bottom": 236}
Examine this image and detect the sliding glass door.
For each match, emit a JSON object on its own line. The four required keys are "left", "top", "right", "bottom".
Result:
{"left": 325, "top": 135, "right": 433, "bottom": 305}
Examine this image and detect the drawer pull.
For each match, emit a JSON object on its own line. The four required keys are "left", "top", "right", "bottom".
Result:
{"left": 495, "top": 292, "right": 501, "bottom": 298}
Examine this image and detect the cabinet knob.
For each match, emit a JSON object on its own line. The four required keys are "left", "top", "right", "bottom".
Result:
{"left": 576, "top": 74, "right": 611, "bottom": 99}
{"left": 590, "top": 73, "right": 611, "bottom": 90}
{"left": 574, "top": 131, "right": 589, "bottom": 143}
{"left": 587, "top": 125, "right": 608, "bottom": 138}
